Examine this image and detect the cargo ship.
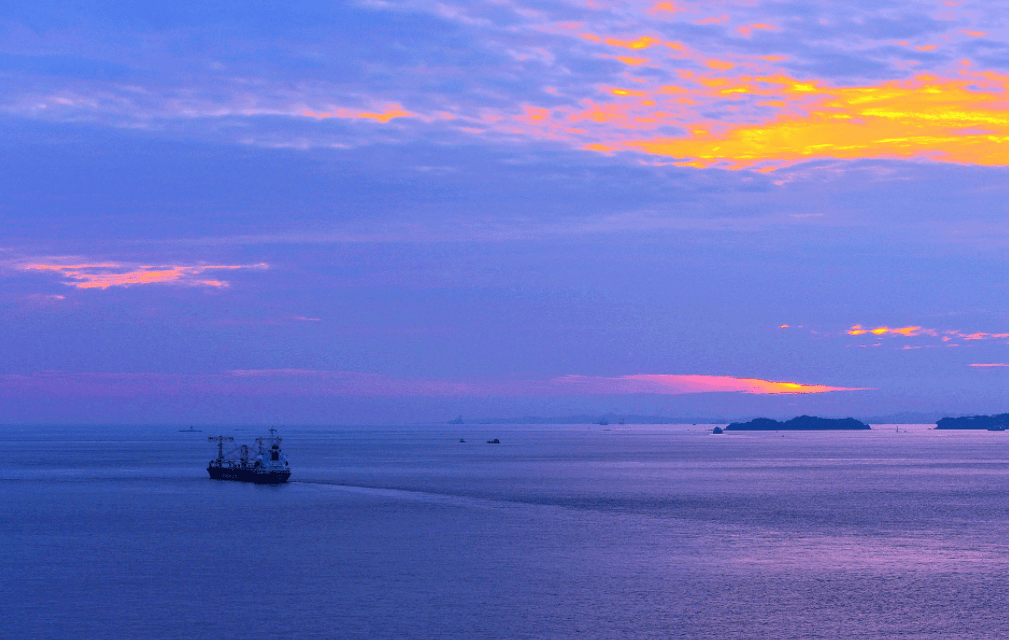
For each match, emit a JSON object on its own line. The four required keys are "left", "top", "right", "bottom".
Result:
{"left": 207, "top": 429, "right": 291, "bottom": 484}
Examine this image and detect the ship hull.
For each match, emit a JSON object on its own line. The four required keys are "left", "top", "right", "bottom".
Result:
{"left": 207, "top": 466, "right": 291, "bottom": 484}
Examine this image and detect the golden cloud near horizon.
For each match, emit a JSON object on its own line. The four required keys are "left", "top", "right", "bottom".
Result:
{"left": 551, "top": 373, "right": 864, "bottom": 395}
{"left": 1, "top": 370, "right": 867, "bottom": 397}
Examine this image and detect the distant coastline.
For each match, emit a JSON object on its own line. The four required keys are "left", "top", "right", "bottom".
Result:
{"left": 935, "top": 414, "right": 1009, "bottom": 430}
{"left": 448, "top": 412, "right": 930, "bottom": 426}
{"left": 445, "top": 414, "right": 733, "bottom": 425}
{"left": 725, "top": 416, "right": 871, "bottom": 431}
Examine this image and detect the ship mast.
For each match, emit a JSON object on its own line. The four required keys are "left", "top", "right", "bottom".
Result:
{"left": 208, "top": 435, "right": 234, "bottom": 462}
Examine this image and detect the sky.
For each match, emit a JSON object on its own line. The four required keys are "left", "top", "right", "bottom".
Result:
{"left": 4, "top": 0, "right": 1009, "bottom": 424}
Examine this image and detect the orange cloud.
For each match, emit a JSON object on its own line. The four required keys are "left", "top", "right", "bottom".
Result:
{"left": 738, "top": 23, "right": 775, "bottom": 37}
{"left": 612, "top": 55, "right": 650, "bottom": 65}
{"left": 502, "top": 36, "right": 1009, "bottom": 170}
{"left": 852, "top": 325, "right": 924, "bottom": 336}
{"left": 24, "top": 262, "right": 268, "bottom": 289}
{"left": 625, "top": 74, "right": 1009, "bottom": 168}
{"left": 302, "top": 105, "right": 412, "bottom": 123}
{"left": 649, "top": 2, "right": 680, "bottom": 14}
{"left": 603, "top": 36, "right": 660, "bottom": 50}
{"left": 518, "top": 105, "right": 552, "bottom": 123}
{"left": 846, "top": 323, "right": 1009, "bottom": 343}
{"left": 890, "top": 326, "right": 922, "bottom": 336}
{"left": 704, "top": 58, "right": 735, "bottom": 70}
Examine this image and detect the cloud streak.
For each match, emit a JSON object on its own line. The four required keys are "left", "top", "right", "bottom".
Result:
{"left": 0, "top": 370, "right": 866, "bottom": 398}
{"left": 846, "top": 324, "right": 1009, "bottom": 344}
{"left": 550, "top": 374, "right": 863, "bottom": 395}
{"left": 22, "top": 262, "right": 268, "bottom": 289}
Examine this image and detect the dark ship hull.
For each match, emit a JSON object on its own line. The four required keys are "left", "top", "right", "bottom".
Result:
{"left": 207, "top": 465, "right": 291, "bottom": 484}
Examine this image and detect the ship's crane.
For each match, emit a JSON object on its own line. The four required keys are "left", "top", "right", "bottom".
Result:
{"left": 208, "top": 436, "right": 235, "bottom": 463}
{"left": 255, "top": 428, "right": 282, "bottom": 455}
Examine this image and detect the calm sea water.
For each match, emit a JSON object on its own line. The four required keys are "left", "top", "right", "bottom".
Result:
{"left": 4, "top": 423, "right": 1009, "bottom": 639}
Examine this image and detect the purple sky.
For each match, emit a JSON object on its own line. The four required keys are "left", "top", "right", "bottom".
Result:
{"left": 4, "top": 0, "right": 1009, "bottom": 423}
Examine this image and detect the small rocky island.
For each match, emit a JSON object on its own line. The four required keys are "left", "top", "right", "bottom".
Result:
{"left": 725, "top": 415, "right": 871, "bottom": 431}
{"left": 935, "top": 414, "right": 1009, "bottom": 430}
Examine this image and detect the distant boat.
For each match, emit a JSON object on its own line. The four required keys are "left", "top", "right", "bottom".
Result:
{"left": 597, "top": 420, "right": 609, "bottom": 426}
{"left": 487, "top": 438, "right": 500, "bottom": 444}
{"left": 619, "top": 419, "right": 625, "bottom": 425}
{"left": 179, "top": 427, "right": 202, "bottom": 432}
{"left": 448, "top": 415, "right": 464, "bottom": 425}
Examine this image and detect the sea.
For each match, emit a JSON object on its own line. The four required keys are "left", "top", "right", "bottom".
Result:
{"left": 5, "top": 423, "right": 1009, "bottom": 639}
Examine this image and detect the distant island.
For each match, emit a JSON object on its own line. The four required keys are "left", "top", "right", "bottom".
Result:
{"left": 725, "top": 416, "right": 871, "bottom": 431}
{"left": 935, "top": 414, "right": 1009, "bottom": 430}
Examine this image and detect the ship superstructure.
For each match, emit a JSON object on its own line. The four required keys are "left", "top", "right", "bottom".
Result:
{"left": 207, "top": 429, "right": 291, "bottom": 484}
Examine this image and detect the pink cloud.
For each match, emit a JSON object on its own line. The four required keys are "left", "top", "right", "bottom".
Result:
{"left": 0, "top": 370, "right": 867, "bottom": 398}
{"left": 22, "top": 262, "right": 268, "bottom": 289}
{"left": 550, "top": 374, "right": 864, "bottom": 395}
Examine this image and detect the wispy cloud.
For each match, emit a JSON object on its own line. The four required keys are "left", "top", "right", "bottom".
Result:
{"left": 549, "top": 374, "right": 865, "bottom": 395}
{"left": 0, "top": 369, "right": 866, "bottom": 397}
{"left": 847, "top": 325, "right": 931, "bottom": 337}
{"left": 846, "top": 323, "right": 1009, "bottom": 344}
{"left": 22, "top": 262, "right": 268, "bottom": 289}
{"left": 300, "top": 105, "right": 413, "bottom": 123}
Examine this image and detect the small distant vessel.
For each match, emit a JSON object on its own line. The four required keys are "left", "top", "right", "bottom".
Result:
{"left": 207, "top": 429, "right": 291, "bottom": 484}
{"left": 179, "top": 426, "right": 202, "bottom": 432}
{"left": 487, "top": 438, "right": 500, "bottom": 444}
{"left": 597, "top": 420, "right": 609, "bottom": 426}
{"left": 448, "top": 415, "right": 465, "bottom": 424}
